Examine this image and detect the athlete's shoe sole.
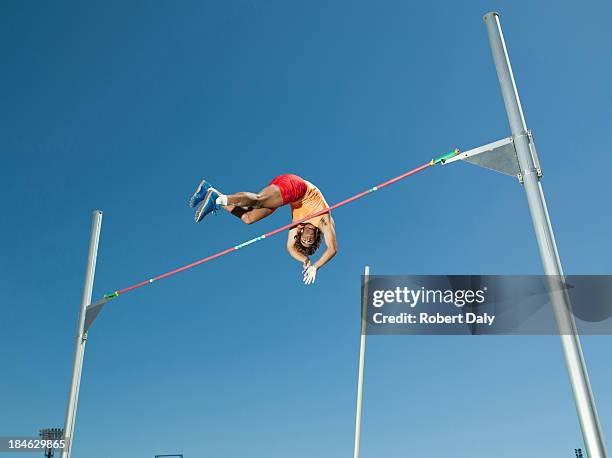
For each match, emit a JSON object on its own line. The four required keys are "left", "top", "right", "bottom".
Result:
{"left": 189, "top": 179, "right": 212, "bottom": 208}
{"left": 195, "top": 189, "right": 220, "bottom": 223}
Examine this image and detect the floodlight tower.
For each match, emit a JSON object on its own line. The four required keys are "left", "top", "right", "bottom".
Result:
{"left": 39, "top": 428, "right": 64, "bottom": 458}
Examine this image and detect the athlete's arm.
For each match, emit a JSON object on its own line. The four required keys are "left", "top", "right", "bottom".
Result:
{"left": 287, "top": 227, "right": 310, "bottom": 267}
{"left": 312, "top": 215, "right": 337, "bottom": 270}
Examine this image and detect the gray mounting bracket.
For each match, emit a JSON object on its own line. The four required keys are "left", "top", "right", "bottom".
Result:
{"left": 83, "top": 297, "right": 109, "bottom": 333}
{"left": 523, "top": 130, "right": 543, "bottom": 182}
{"left": 443, "top": 132, "right": 542, "bottom": 183}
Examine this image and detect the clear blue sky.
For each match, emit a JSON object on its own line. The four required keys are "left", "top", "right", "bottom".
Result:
{"left": 2, "top": 1, "right": 611, "bottom": 457}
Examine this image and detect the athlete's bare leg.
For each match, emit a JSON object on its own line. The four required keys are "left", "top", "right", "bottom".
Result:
{"left": 219, "top": 185, "right": 283, "bottom": 224}
{"left": 221, "top": 206, "right": 275, "bottom": 224}
{"left": 225, "top": 185, "right": 284, "bottom": 208}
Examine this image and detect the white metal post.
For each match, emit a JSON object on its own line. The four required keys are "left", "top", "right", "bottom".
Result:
{"left": 354, "top": 265, "right": 370, "bottom": 458}
{"left": 484, "top": 12, "right": 607, "bottom": 458}
{"left": 61, "top": 210, "right": 103, "bottom": 458}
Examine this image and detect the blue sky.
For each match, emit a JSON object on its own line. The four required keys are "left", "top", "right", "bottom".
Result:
{"left": 2, "top": 1, "right": 611, "bottom": 457}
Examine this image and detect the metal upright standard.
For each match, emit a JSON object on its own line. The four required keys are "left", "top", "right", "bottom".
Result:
{"left": 483, "top": 12, "right": 607, "bottom": 458}
{"left": 61, "top": 211, "right": 103, "bottom": 458}
{"left": 353, "top": 266, "right": 370, "bottom": 458}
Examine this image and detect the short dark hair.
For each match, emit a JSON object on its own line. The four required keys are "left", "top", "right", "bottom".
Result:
{"left": 293, "top": 225, "right": 322, "bottom": 256}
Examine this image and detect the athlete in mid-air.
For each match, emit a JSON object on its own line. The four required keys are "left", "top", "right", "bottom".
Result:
{"left": 188, "top": 174, "right": 337, "bottom": 285}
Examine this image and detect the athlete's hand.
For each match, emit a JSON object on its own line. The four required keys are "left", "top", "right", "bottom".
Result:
{"left": 303, "top": 258, "right": 311, "bottom": 272}
{"left": 303, "top": 265, "right": 317, "bottom": 285}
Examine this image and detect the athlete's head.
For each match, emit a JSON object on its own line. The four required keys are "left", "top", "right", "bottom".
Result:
{"left": 294, "top": 224, "right": 322, "bottom": 256}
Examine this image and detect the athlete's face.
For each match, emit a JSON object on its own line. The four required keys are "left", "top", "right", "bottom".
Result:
{"left": 300, "top": 225, "right": 317, "bottom": 247}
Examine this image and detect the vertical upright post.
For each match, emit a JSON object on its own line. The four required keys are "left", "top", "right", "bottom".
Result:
{"left": 484, "top": 12, "right": 607, "bottom": 458}
{"left": 354, "top": 265, "right": 370, "bottom": 458}
{"left": 61, "top": 210, "right": 103, "bottom": 458}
